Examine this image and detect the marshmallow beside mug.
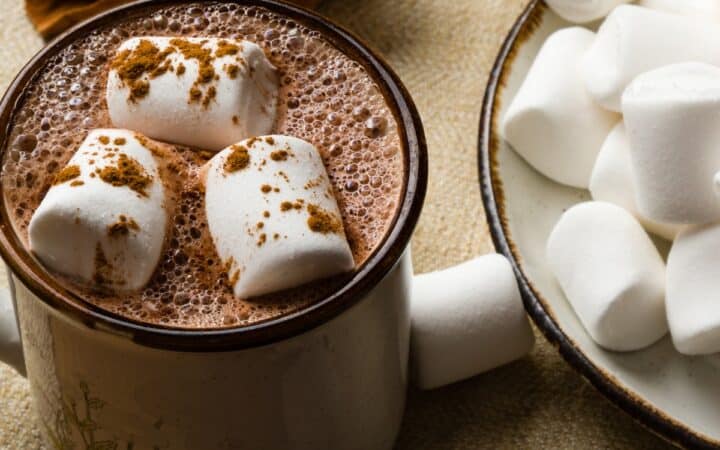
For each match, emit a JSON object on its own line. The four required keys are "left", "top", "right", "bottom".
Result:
{"left": 667, "top": 224, "right": 720, "bottom": 355}
{"left": 204, "top": 135, "right": 354, "bottom": 298}
{"left": 547, "top": 202, "right": 667, "bottom": 351}
{"left": 107, "top": 37, "right": 279, "bottom": 151}
{"left": 589, "top": 123, "right": 681, "bottom": 241}
{"left": 582, "top": 5, "right": 720, "bottom": 111}
{"left": 28, "top": 129, "right": 168, "bottom": 292}
{"left": 622, "top": 62, "right": 720, "bottom": 225}
{"left": 545, "top": 0, "right": 631, "bottom": 23}
{"left": 410, "top": 254, "right": 535, "bottom": 390}
{"left": 502, "top": 27, "right": 619, "bottom": 189}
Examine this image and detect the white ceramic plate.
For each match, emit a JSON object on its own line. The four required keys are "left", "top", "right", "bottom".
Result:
{"left": 479, "top": 1, "right": 720, "bottom": 448}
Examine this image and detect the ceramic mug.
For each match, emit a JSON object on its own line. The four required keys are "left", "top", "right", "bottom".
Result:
{"left": 0, "top": 1, "right": 440, "bottom": 449}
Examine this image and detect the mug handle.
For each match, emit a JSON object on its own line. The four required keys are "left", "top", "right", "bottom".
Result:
{"left": 0, "top": 263, "right": 25, "bottom": 376}
{"left": 409, "top": 253, "right": 535, "bottom": 390}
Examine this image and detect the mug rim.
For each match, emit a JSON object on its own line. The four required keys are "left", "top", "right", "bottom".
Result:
{"left": 477, "top": 1, "right": 718, "bottom": 448}
{"left": 0, "top": 0, "right": 427, "bottom": 352}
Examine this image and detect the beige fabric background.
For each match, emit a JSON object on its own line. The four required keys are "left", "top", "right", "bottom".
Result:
{"left": 0, "top": 0, "right": 675, "bottom": 448}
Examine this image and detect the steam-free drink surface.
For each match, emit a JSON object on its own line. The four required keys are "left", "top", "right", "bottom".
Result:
{"left": 2, "top": 3, "right": 405, "bottom": 329}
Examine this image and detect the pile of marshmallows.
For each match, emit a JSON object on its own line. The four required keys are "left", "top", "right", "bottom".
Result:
{"left": 504, "top": 0, "right": 720, "bottom": 355}
{"left": 28, "top": 36, "right": 355, "bottom": 299}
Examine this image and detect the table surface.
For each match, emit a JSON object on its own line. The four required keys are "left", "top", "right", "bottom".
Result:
{"left": 0, "top": 0, "right": 675, "bottom": 448}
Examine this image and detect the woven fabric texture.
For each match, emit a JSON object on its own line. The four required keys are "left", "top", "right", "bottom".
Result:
{"left": 0, "top": 0, "right": 672, "bottom": 448}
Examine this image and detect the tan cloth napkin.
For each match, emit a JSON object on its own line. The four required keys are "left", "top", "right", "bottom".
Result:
{"left": 25, "top": 0, "right": 322, "bottom": 39}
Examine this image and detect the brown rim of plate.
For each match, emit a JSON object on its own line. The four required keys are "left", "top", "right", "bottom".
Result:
{"left": 478, "top": 1, "right": 718, "bottom": 449}
{"left": 0, "top": 0, "right": 427, "bottom": 352}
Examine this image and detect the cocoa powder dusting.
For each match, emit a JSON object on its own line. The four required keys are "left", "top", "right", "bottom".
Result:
{"left": 257, "top": 233, "right": 267, "bottom": 246}
{"left": 226, "top": 64, "right": 240, "bottom": 79}
{"left": 215, "top": 40, "right": 240, "bottom": 57}
{"left": 189, "top": 87, "right": 202, "bottom": 103}
{"left": 93, "top": 243, "right": 114, "bottom": 286}
{"left": 224, "top": 145, "right": 250, "bottom": 172}
{"left": 169, "top": 38, "right": 217, "bottom": 107}
{"left": 307, "top": 204, "right": 343, "bottom": 234}
{"left": 53, "top": 165, "right": 80, "bottom": 185}
{"left": 229, "top": 269, "right": 240, "bottom": 286}
{"left": 270, "top": 150, "right": 289, "bottom": 161}
{"left": 110, "top": 39, "right": 175, "bottom": 102}
{"left": 99, "top": 153, "right": 153, "bottom": 196}
{"left": 202, "top": 86, "right": 217, "bottom": 108}
{"left": 107, "top": 215, "right": 140, "bottom": 237}
{"left": 134, "top": 134, "right": 166, "bottom": 157}
{"left": 280, "top": 200, "right": 303, "bottom": 211}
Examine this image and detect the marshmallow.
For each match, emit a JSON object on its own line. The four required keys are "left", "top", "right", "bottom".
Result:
{"left": 107, "top": 37, "right": 278, "bottom": 151}
{"left": 622, "top": 62, "right": 720, "bottom": 224}
{"left": 589, "top": 123, "right": 681, "bottom": 241}
{"left": 28, "top": 129, "right": 167, "bottom": 292}
{"left": 638, "top": 0, "right": 720, "bottom": 19}
{"left": 667, "top": 224, "right": 720, "bottom": 355}
{"left": 410, "top": 254, "right": 534, "bottom": 390}
{"left": 547, "top": 202, "right": 667, "bottom": 351}
{"left": 582, "top": 5, "right": 720, "bottom": 111}
{"left": 502, "top": 27, "right": 619, "bottom": 188}
{"left": 545, "top": 0, "right": 631, "bottom": 23}
{"left": 204, "top": 135, "right": 354, "bottom": 298}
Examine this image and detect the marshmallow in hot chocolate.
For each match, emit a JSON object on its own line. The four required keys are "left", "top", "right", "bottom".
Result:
{"left": 667, "top": 224, "right": 720, "bottom": 355}
{"left": 622, "top": 62, "right": 720, "bottom": 224}
{"left": 545, "top": 0, "right": 631, "bottom": 23}
{"left": 547, "top": 202, "right": 667, "bottom": 351}
{"left": 582, "top": 5, "right": 720, "bottom": 111}
{"left": 589, "top": 123, "right": 681, "bottom": 241}
{"left": 28, "top": 129, "right": 168, "bottom": 292}
{"left": 204, "top": 135, "right": 354, "bottom": 298}
{"left": 502, "top": 27, "right": 619, "bottom": 189}
{"left": 107, "top": 37, "right": 278, "bottom": 151}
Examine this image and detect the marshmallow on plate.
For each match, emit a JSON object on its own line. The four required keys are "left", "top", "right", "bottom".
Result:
{"left": 545, "top": 0, "right": 631, "bottom": 23}
{"left": 622, "top": 62, "right": 720, "bottom": 224}
{"left": 589, "top": 123, "right": 681, "bottom": 241}
{"left": 204, "top": 135, "right": 354, "bottom": 298}
{"left": 638, "top": 0, "right": 720, "bottom": 19}
{"left": 107, "top": 37, "right": 278, "bottom": 151}
{"left": 547, "top": 201, "right": 667, "bottom": 351}
{"left": 502, "top": 27, "right": 619, "bottom": 189}
{"left": 29, "top": 129, "right": 168, "bottom": 292}
{"left": 410, "top": 254, "right": 535, "bottom": 390}
{"left": 667, "top": 224, "right": 720, "bottom": 355}
{"left": 582, "top": 5, "right": 720, "bottom": 111}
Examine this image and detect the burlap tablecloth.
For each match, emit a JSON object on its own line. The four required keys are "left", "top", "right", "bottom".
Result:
{"left": 0, "top": 0, "right": 675, "bottom": 448}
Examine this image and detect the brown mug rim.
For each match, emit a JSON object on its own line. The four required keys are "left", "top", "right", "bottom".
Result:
{"left": 0, "top": 0, "right": 427, "bottom": 352}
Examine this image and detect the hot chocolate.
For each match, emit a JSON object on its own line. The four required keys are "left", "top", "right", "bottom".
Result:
{"left": 2, "top": 3, "right": 405, "bottom": 329}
